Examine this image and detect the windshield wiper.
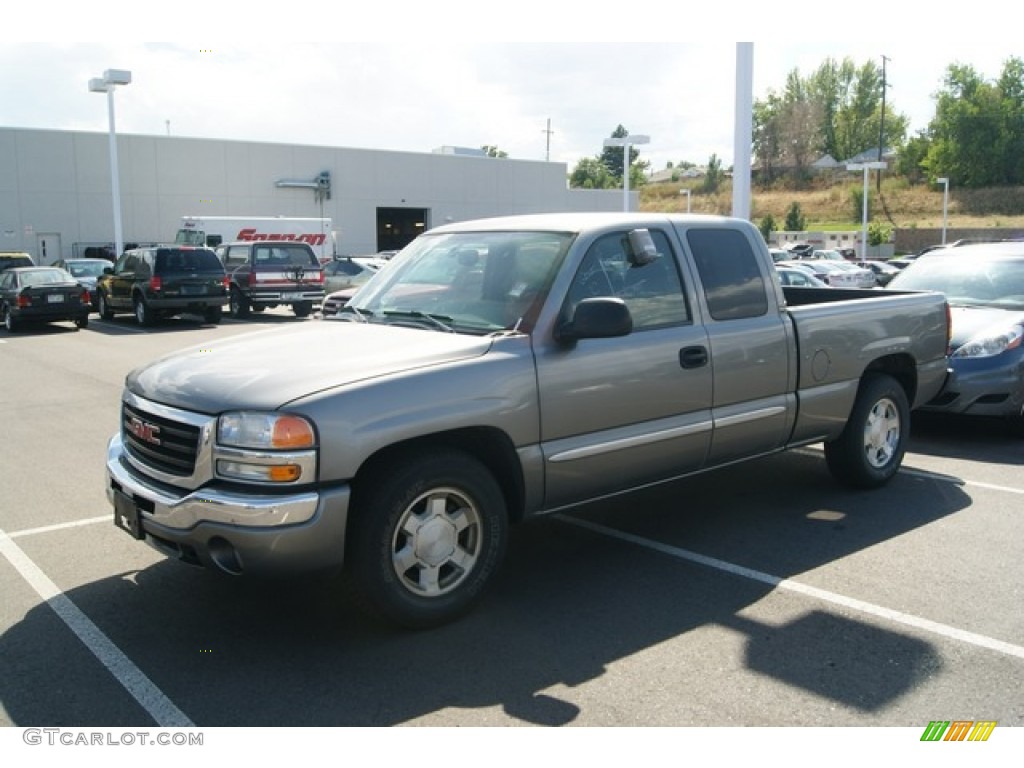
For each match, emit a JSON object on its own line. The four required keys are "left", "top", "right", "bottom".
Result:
{"left": 339, "top": 304, "right": 373, "bottom": 322}
{"left": 382, "top": 309, "right": 455, "bottom": 332}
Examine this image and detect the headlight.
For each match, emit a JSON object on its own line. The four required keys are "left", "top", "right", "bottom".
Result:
{"left": 215, "top": 412, "right": 317, "bottom": 484}
{"left": 218, "top": 412, "right": 316, "bottom": 449}
{"left": 951, "top": 324, "right": 1023, "bottom": 359}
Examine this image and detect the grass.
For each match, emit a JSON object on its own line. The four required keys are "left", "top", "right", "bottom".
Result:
{"left": 640, "top": 178, "right": 1024, "bottom": 229}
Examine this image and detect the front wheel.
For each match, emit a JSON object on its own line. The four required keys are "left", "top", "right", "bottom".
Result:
{"left": 825, "top": 373, "right": 909, "bottom": 489}
{"left": 346, "top": 450, "right": 508, "bottom": 629}
{"left": 97, "top": 291, "right": 114, "bottom": 320}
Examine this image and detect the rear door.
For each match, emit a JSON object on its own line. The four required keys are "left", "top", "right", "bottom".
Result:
{"left": 156, "top": 248, "right": 226, "bottom": 299}
{"left": 252, "top": 243, "right": 324, "bottom": 297}
{"left": 679, "top": 225, "right": 796, "bottom": 465}
{"left": 534, "top": 227, "right": 713, "bottom": 509}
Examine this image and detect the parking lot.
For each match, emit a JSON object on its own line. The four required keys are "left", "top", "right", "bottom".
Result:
{"left": 2, "top": 309, "right": 1023, "bottom": 732}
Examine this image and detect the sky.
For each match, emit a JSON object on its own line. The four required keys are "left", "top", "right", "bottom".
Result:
{"left": 4, "top": 10, "right": 1021, "bottom": 174}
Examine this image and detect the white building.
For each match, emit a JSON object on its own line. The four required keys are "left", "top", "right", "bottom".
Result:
{"left": 1, "top": 127, "right": 627, "bottom": 263}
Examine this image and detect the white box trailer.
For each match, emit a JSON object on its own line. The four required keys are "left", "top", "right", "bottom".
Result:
{"left": 175, "top": 216, "right": 335, "bottom": 261}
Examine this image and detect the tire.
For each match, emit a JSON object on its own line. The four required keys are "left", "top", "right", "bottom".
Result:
{"left": 97, "top": 291, "right": 114, "bottom": 320}
{"left": 293, "top": 301, "right": 312, "bottom": 318}
{"left": 825, "top": 373, "right": 910, "bottom": 489}
{"left": 134, "top": 295, "right": 154, "bottom": 327}
{"left": 75, "top": 316, "right": 89, "bottom": 329}
{"left": 229, "top": 286, "right": 250, "bottom": 318}
{"left": 203, "top": 305, "right": 223, "bottom": 325}
{"left": 3, "top": 305, "right": 19, "bottom": 333}
{"left": 346, "top": 450, "right": 508, "bottom": 629}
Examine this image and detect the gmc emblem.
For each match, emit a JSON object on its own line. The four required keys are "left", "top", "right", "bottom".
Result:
{"left": 128, "top": 416, "right": 162, "bottom": 445}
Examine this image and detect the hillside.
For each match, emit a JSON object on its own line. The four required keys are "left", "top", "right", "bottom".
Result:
{"left": 639, "top": 179, "right": 1024, "bottom": 230}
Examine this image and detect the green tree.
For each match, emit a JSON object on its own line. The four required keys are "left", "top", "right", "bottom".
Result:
{"left": 785, "top": 202, "right": 806, "bottom": 231}
{"left": 759, "top": 214, "right": 777, "bottom": 242}
{"left": 568, "top": 157, "right": 616, "bottom": 189}
{"left": 925, "top": 58, "right": 1024, "bottom": 187}
{"left": 701, "top": 154, "right": 724, "bottom": 194}
{"left": 481, "top": 145, "right": 508, "bottom": 158}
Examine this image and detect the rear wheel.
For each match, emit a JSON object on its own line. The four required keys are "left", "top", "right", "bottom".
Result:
{"left": 293, "top": 301, "right": 313, "bottom": 318}
{"left": 134, "top": 295, "right": 154, "bottom": 326}
{"left": 229, "top": 286, "right": 250, "bottom": 318}
{"left": 346, "top": 450, "right": 508, "bottom": 629}
{"left": 825, "top": 373, "right": 909, "bottom": 488}
{"left": 203, "top": 305, "right": 223, "bottom": 325}
{"left": 3, "top": 304, "right": 19, "bottom": 333}
{"left": 75, "top": 316, "right": 89, "bottom": 329}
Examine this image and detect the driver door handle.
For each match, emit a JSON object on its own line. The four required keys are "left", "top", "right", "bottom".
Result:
{"left": 679, "top": 346, "right": 708, "bottom": 369}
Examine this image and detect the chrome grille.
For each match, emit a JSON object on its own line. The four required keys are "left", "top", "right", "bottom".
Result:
{"left": 122, "top": 401, "right": 201, "bottom": 476}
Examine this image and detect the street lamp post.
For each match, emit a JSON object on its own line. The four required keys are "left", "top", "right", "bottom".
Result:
{"left": 936, "top": 177, "right": 949, "bottom": 244}
{"left": 89, "top": 69, "right": 132, "bottom": 260}
{"left": 847, "top": 161, "right": 887, "bottom": 260}
{"left": 679, "top": 188, "right": 691, "bottom": 213}
{"left": 603, "top": 134, "right": 650, "bottom": 212}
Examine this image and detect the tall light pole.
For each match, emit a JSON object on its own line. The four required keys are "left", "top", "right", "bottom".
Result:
{"left": 936, "top": 177, "right": 949, "bottom": 244}
{"left": 89, "top": 69, "right": 132, "bottom": 260}
{"left": 847, "top": 161, "right": 887, "bottom": 260}
{"left": 604, "top": 134, "right": 650, "bottom": 211}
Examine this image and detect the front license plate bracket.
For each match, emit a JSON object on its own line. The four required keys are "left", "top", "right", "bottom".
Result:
{"left": 113, "top": 490, "right": 145, "bottom": 540}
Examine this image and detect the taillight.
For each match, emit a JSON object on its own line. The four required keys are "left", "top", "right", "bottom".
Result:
{"left": 82, "top": 289, "right": 91, "bottom": 305}
{"left": 311, "top": 271, "right": 323, "bottom": 284}
{"left": 149, "top": 275, "right": 162, "bottom": 292}
{"left": 248, "top": 271, "right": 257, "bottom": 287}
{"left": 17, "top": 294, "right": 30, "bottom": 308}
{"left": 223, "top": 275, "right": 231, "bottom": 290}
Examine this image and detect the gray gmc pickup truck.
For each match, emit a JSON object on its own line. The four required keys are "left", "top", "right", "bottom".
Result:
{"left": 106, "top": 213, "right": 950, "bottom": 628}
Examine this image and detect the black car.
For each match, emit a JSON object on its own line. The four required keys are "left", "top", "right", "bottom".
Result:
{"left": 95, "top": 246, "right": 228, "bottom": 326}
{"left": 0, "top": 266, "right": 91, "bottom": 332}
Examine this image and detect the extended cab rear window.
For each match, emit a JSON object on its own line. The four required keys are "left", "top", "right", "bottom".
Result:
{"left": 686, "top": 228, "right": 769, "bottom": 321}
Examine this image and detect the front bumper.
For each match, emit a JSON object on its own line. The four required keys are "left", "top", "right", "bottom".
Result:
{"left": 922, "top": 356, "right": 1024, "bottom": 419}
{"left": 105, "top": 432, "right": 350, "bottom": 576}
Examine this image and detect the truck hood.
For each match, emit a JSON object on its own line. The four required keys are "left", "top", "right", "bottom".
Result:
{"left": 126, "top": 322, "right": 496, "bottom": 413}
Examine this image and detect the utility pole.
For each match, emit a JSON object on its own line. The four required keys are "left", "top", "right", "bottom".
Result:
{"left": 877, "top": 55, "right": 889, "bottom": 192}
{"left": 542, "top": 118, "right": 554, "bottom": 162}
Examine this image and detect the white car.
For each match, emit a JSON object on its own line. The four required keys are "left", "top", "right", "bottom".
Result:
{"left": 775, "top": 266, "right": 830, "bottom": 287}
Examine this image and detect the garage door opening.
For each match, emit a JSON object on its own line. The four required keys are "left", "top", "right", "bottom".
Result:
{"left": 377, "top": 208, "right": 428, "bottom": 252}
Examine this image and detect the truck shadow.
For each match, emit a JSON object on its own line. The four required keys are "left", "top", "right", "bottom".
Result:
{"left": 0, "top": 451, "right": 969, "bottom": 727}
{"left": 908, "top": 412, "right": 1024, "bottom": 465}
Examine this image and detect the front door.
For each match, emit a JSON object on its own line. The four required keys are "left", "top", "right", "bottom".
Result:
{"left": 535, "top": 228, "right": 713, "bottom": 510}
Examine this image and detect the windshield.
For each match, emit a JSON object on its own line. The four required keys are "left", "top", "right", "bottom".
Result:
{"left": 66, "top": 261, "right": 108, "bottom": 278}
{"left": 889, "top": 256, "right": 1024, "bottom": 309}
{"left": 175, "top": 229, "right": 206, "bottom": 246}
{"left": 342, "top": 231, "right": 574, "bottom": 334}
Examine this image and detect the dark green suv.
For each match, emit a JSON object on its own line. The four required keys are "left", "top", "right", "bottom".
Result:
{"left": 96, "top": 246, "right": 228, "bottom": 326}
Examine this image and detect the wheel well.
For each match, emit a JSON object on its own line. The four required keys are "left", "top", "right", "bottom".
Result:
{"left": 353, "top": 428, "right": 526, "bottom": 523}
{"left": 863, "top": 354, "right": 917, "bottom": 404}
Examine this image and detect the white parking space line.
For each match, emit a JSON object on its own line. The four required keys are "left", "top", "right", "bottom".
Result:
{"left": 9, "top": 515, "right": 110, "bottom": 539}
{"left": 0, "top": 528, "right": 194, "bottom": 727}
{"left": 901, "top": 466, "right": 1024, "bottom": 495}
{"left": 558, "top": 515, "right": 1024, "bottom": 661}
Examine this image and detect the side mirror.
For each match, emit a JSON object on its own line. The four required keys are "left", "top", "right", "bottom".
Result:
{"left": 626, "top": 228, "right": 659, "bottom": 266}
{"left": 103, "top": 266, "right": 114, "bottom": 275}
{"left": 556, "top": 297, "right": 632, "bottom": 342}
